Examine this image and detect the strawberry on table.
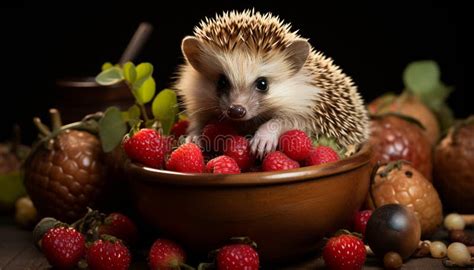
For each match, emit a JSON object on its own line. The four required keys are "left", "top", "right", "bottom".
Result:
{"left": 86, "top": 238, "right": 131, "bottom": 270}
{"left": 353, "top": 210, "right": 373, "bottom": 238}
{"left": 279, "top": 129, "right": 313, "bottom": 161}
{"left": 166, "top": 143, "right": 205, "bottom": 173}
{"left": 123, "top": 128, "right": 169, "bottom": 169}
{"left": 323, "top": 234, "right": 366, "bottom": 270}
{"left": 41, "top": 227, "right": 85, "bottom": 269}
{"left": 206, "top": 155, "right": 241, "bottom": 174}
{"left": 149, "top": 239, "right": 187, "bottom": 270}
{"left": 262, "top": 151, "right": 300, "bottom": 172}
{"left": 98, "top": 212, "right": 138, "bottom": 244}
{"left": 216, "top": 244, "right": 259, "bottom": 270}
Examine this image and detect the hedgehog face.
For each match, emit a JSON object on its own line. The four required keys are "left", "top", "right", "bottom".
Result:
{"left": 181, "top": 36, "right": 311, "bottom": 122}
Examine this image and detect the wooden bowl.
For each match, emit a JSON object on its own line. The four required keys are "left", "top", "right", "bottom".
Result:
{"left": 125, "top": 144, "right": 372, "bottom": 263}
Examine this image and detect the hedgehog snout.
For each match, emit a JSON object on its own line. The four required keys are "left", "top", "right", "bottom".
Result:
{"left": 226, "top": 104, "right": 247, "bottom": 119}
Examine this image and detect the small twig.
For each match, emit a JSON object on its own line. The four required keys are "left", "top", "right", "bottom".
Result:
{"left": 33, "top": 117, "right": 51, "bottom": 136}
{"left": 461, "top": 215, "right": 474, "bottom": 226}
{"left": 49, "top": 108, "right": 63, "bottom": 131}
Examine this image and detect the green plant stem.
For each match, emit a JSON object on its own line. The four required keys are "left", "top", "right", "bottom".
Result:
{"left": 138, "top": 103, "right": 150, "bottom": 122}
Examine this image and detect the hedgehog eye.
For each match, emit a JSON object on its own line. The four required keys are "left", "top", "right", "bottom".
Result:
{"left": 255, "top": 77, "right": 268, "bottom": 92}
{"left": 217, "top": 74, "right": 230, "bottom": 92}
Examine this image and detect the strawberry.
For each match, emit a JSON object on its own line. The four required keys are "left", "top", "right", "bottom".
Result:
{"left": 98, "top": 212, "right": 138, "bottom": 244}
{"left": 166, "top": 143, "right": 205, "bottom": 173}
{"left": 279, "top": 129, "right": 312, "bottom": 161}
{"left": 323, "top": 234, "right": 366, "bottom": 270}
{"left": 202, "top": 120, "right": 237, "bottom": 153}
{"left": 353, "top": 210, "right": 373, "bottom": 238}
{"left": 149, "top": 239, "right": 186, "bottom": 270}
{"left": 262, "top": 151, "right": 300, "bottom": 172}
{"left": 171, "top": 119, "right": 189, "bottom": 139}
{"left": 223, "top": 135, "right": 255, "bottom": 171}
{"left": 41, "top": 227, "right": 85, "bottom": 269}
{"left": 86, "top": 239, "right": 131, "bottom": 270}
{"left": 206, "top": 155, "right": 241, "bottom": 174}
{"left": 303, "top": 145, "right": 340, "bottom": 166}
{"left": 123, "top": 128, "right": 168, "bottom": 169}
{"left": 216, "top": 244, "right": 259, "bottom": 270}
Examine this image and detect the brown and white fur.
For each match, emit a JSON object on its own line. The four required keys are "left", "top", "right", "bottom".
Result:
{"left": 175, "top": 10, "right": 369, "bottom": 158}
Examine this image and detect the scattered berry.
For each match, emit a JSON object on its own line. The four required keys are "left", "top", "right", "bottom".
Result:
{"left": 216, "top": 244, "right": 259, "bottom": 270}
{"left": 279, "top": 129, "right": 312, "bottom": 161}
{"left": 447, "top": 242, "right": 471, "bottom": 266}
{"left": 123, "top": 128, "right": 168, "bottom": 168}
{"left": 171, "top": 119, "right": 189, "bottom": 139}
{"left": 206, "top": 155, "right": 241, "bottom": 174}
{"left": 202, "top": 121, "right": 237, "bottom": 152}
{"left": 323, "top": 234, "right": 366, "bottom": 270}
{"left": 98, "top": 212, "right": 138, "bottom": 244}
{"left": 86, "top": 239, "right": 131, "bottom": 270}
{"left": 223, "top": 135, "right": 255, "bottom": 171}
{"left": 353, "top": 210, "right": 372, "bottom": 237}
{"left": 303, "top": 145, "right": 340, "bottom": 166}
{"left": 149, "top": 239, "right": 186, "bottom": 270}
{"left": 166, "top": 143, "right": 205, "bottom": 173}
{"left": 262, "top": 151, "right": 299, "bottom": 172}
{"left": 41, "top": 227, "right": 85, "bottom": 269}
{"left": 430, "top": 241, "right": 447, "bottom": 258}
{"left": 383, "top": 251, "right": 403, "bottom": 270}
{"left": 444, "top": 213, "right": 465, "bottom": 231}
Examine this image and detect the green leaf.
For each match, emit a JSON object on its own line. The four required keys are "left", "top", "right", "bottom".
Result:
{"left": 403, "top": 60, "right": 440, "bottom": 95}
{"left": 101, "top": 62, "right": 113, "bottom": 71}
{"left": 133, "top": 63, "right": 153, "bottom": 89}
{"left": 123, "top": 62, "right": 137, "bottom": 83}
{"left": 95, "top": 67, "right": 124, "bottom": 86}
{"left": 99, "top": 107, "right": 128, "bottom": 152}
{"left": 135, "top": 77, "right": 156, "bottom": 104}
{"left": 152, "top": 89, "right": 178, "bottom": 135}
{"left": 128, "top": 104, "right": 141, "bottom": 120}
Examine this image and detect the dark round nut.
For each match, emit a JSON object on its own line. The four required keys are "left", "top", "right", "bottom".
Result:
{"left": 383, "top": 251, "right": 403, "bottom": 270}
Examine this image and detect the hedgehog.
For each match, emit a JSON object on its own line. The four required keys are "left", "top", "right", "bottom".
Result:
{"left": 175, "top": 10, "right": 369, "bottom": 157}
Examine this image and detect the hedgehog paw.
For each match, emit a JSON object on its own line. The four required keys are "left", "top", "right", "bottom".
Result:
{"left": 250, "top": 128, "right": 279, "bottom": 159}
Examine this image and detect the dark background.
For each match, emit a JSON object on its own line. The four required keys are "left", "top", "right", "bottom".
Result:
{"left": 0, "top": 3, "right": 465, "bottom": 143}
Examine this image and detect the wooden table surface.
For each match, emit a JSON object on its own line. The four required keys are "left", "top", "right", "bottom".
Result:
{"left": 0, "top": 217, "right": 456, "bottom": 270}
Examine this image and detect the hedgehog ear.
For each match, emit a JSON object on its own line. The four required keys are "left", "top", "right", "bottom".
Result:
{"left": 182, "top": 36, "right": 204, "bottom": 71}
{"left": 285, "top": 39, "right": 310, "bottom": 74}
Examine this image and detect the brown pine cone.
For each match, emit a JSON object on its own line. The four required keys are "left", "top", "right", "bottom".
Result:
{"left": 369, "top": 114, "right": 433, "bottom": 181}
{"left": 25, "top": 129, "right": 106, "bottom": 222}
{"left": 434, "top": 116, "right": 474, "bottom": 213}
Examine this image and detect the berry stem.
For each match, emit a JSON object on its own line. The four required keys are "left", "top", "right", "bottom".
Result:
{"left": 180, "top": 262, "right": 197, "bottom": 270}
{"left": 33, "top": 117, "right": 51, "bottom": 137}
{"left": 139, "top": 103, "right": 150, "bottom": 122}
{"left": 49, "top": 108, "right": 63, "bottom": 131}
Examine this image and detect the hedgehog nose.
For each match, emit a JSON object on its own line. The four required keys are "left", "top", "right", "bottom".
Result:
{"left": 227, "top": 104, "right": 247, "bottom": 119}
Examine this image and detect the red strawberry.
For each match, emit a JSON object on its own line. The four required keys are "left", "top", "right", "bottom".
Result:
{"left": 171, "top": 119, "right": 189, "bottom": 139}
{"left": 216, "top": 244, "right": 259, "bottom": 270}
{"left": 262, "top": 151, "right": 300, "bottom": 172}
{"left": 353, "top": 210, "right": 373, "bottom": 238}
{"left": 303, "top": 145, "right": 340, "bottom": 166}
{"left": 223, "top": 135, "right": 255, "bottom": 171}
{"left": 202, "top": 120, "right": 237, "bottom": 152}
{"left": 149, "top": 239, "right": 186, "bottom": 270}
{"left": 279, "top": 129, "right": 312, "bottom": 161}
{"left": 206, "top": 155, "right": 241, "bottom": 174}
{"left": 166, "top": 143, "right": 205, "bottom": 173}
{"left": 41, "top": 227, "right": 85, "bottom": 269}
{"left": 123, "top": 128, "right": 168, "bottom": 169}
{"left": 98, "top": 213, "right": 138, "bottom": 244}
{"left": 86, "top": 239, "right": 131, "bottom": 270}
{"left": 323, "top": 234, "right": 366, "bottom": 270}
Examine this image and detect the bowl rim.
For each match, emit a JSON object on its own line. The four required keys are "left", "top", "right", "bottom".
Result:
{"left": 125, "top": 143, "right": 372, "bottom": 187}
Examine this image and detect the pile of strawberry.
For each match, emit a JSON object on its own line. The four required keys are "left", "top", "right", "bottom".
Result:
{"left": 35, "top": 211, "right": 260, "bottom": 270}
{"left": 123, "top": 120, "right": 340, "bottom": 174}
